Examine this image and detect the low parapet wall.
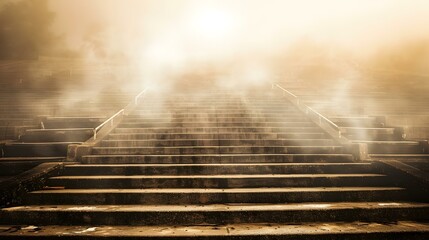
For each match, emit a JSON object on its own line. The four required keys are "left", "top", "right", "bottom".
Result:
{"left": 385, "top": 115, "right": 429, "bottom": 140}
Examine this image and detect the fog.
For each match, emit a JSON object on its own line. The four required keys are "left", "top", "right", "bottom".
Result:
{"left": 1, "top": 0, "right": 429, "bottom": 116}
{"left": 51, "top": 0, "right": 429, "bottom": 56}
{"left": 45, "top": 1, "right": 429, "bottom": 88}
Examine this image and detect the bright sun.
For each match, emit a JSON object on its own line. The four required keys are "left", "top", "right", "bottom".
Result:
{"left": 189, "top": 8, "right": 237, "bottom": 40}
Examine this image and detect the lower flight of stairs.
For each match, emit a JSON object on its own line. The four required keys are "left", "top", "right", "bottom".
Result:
{"left": 331, "top": 116, "right": 428, "bottom": 154}
{"left": 1, "top": 117, "right": 104, "bottom": 158}
{"left": 1, "top": 89, "right": 428, "bottom": 239}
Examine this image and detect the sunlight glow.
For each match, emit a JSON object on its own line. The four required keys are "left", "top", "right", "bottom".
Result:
{"left": 143, "top": 41, "right": 185, "bottom": 69}
{"left": 188, "top": 7, "right": 237, "bottom": 41}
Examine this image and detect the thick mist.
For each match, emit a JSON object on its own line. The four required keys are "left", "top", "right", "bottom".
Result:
{"left": 45, "top": 1, "right": 429, "bottom": 87}
{"left": 1, "top": 0, "right": 429, "bottom": 119}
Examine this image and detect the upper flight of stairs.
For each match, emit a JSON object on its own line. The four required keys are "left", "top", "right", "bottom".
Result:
{"left": 1, "top": 86, "right": 428, "bottom": 239}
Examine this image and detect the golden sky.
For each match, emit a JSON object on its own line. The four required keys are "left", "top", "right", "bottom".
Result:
{"left": 49, "top": 0, "right": 429, "bottom": 52}
{"left": 42, "top": 0, "right": 429, "bottom": 77}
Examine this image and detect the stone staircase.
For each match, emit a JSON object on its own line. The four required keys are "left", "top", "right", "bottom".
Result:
{"left": 329, "top": 116, "right": 427, "bottom": 155}
{"left": 0, "top": 86, "right": 135, "bottom": 186}
{"left": 1, "top": 87, "right": 428, "bottom": 239}
{"left": 275, "top": 81, "right": 429, "bottom": 180}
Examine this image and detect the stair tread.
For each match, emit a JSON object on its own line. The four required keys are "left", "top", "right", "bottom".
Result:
{"left": 352, "top": 140, "right": 420, "bottom": 144}
{"left": 68, "top": 162, "right": 369, "bottom": 167}
{"left": 124, "top": 117, "right": 307, "bottom": 119}
{"left": 84, "top": 153, "right": 351, "bottom": 157}
{"left": 340, "top": 127, "right": 396, "bottom": 130}
{"left": 5, "top": 202, "right": 428, "bottom": 212}
{"left": 0, "top": 221, "right": 428, "bottom": 237}
{"left": 371, "top": 154, "right": 429, "bottom": 157}
{"left": 31, "top": 187, "right": 404, "bottom": 194}
{"left": 83, "top": 153, "right": 352, "bottom": 158}
{"left": 0, "top": 157, "right": 65, "bottom": 162}
{"left": 26, "top": 128, "right": 93, "bottom": 132}
{"left": 5, "top": 142, "right": 81, "bottom": 145}
{"left": 93, "top": 146, "right": 343, "bottom": 149}
{"left": 116, "top": 127, "right": 319, "bottom": 129}
{"left": 121, "top": 121, "right": 312, "bottom": 124}
{"left": 109, "top": 132, "right": 325, "bottom": 134}
{"left": 102, "top": 139, "right": 334, "bottom": 141}
{"left": 51, "top": 174, "right": 385, "bottom": 179}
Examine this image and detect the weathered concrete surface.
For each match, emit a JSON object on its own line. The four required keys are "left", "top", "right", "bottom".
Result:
{"left": 378, "top": 160, "right": 429, "bottom": 186}
{"left": 81, "top": 154, "right": 354, "bottom": 164}
{"left": 47, "top": 173, "right": 388, "bottom": 188}
{"left": 19, "top": 128, "right": 94, "bottom": 142}
{"left": 0, "top": 162, "right": 67, "bottom": 207}
{"left": 25, "top": 187, "right": 408, "bottom": 205}
{"left": 345, "top": 143, "right": 369, "bottom": 161}
{"left": 91, "top": 145, "right": 345, "bottom": 155}
{"left": 385, "top": 115, "right": 429, "bottom": 140}
{"left": 0, "top": 222, "right": 429, "bottom": 239}
{"left": 1, "top": 202, "right": 429, "bottom": 226}
{"left": 1, "top": 88, "right": 429, "bottom": 239}
{"left": 2, "top": 142, "right": 80, "bottom": 157}
{"left": 67, "top": 143, "right": 92, "bottom": 162}
{"left": 61, "top": 162, "right": 374, "bottom": 175}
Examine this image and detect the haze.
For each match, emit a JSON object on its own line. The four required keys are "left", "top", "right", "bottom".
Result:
{"left": 1, "top": 0, "right": 429, "bottom": 89}
{"left": 49, "top": 1, "right": 429, "bottom": 57}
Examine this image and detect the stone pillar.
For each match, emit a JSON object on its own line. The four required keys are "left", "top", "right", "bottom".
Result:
{"left": 67, "top": 144, "right": 93, "bottom": 162}
{"left": 346, "top": 143, "right": 369, "bottom": 161}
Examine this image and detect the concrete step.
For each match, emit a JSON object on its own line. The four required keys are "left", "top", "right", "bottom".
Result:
{"left": 140, "top": 98, "right": 289, "bottom": 102}
{"left": 132, "top": 110, "right": 303, "bottom": 115}
{"left": 0, "top": 118, "right": 34, "bottom": 125}
{"left": 140, "top": 99, "right": 288, "bottom": 104}
{"left": 127, "top": 113, "right": 307, "bottom": 118}
{"left": 47, "top": 174, "right": 389, "bottom": 188}
{"left": 137, "top": 101, "right": 294, "bottom": 105}
{"left": 0, "top": 125, "right": 35, "bottom": 140}
{"left": 341, "top": 127, "right": 401, "bottom": 141}
{"left": 0, "top": 162, "right": 40, "bottom": 176}
{"left": 331, "top": 116, "right": 384, "bottom": 128}
{"left": 340, "top": 127, "right": 396, "bottom": 135}
{"left": 100, "top": 139, "right": 337, "bottom": 147}
{"left": 352, "top": 141, "right": 425, "bottom": 154}
{"left": 136, "top": 105, "right": 298, "bottom": 110}
{"left": 134, "top": 104, "right": 299, "bottom": 108}
{"left": 91, "top": 146, "right": 344, "bottom": 155}
{"left": 123, "top": 117, "right": 309, "bottom": 123}
{"left": 347, "top": 134, "right": 402, "bottom": 141}
{"left": 42, "top": 117, "right": 104, "bottom": 129}
{"left": 1, "top": 142, "right": 79, "bottom": 157}
{"left": 19, "top": 128, "right": 93, "bottom": 142}
{"left": 62, "top": 162, "right": 374, "bottom": 175}
{"left": 113, "top": 127, "right": 323, "bottom": 134}
{"left": 135, "top": 107, "right": 298, "bottom": 111}
{"left": 370, "top": 154, "right": 429, "bottom": 161}
{"left": 2, "top": 202, "right": 428, "bottom": 226}
{"left": 135, "top": 110, "right": 302, "bottom": 115}
{"left": 118, "top": 122, "right": 315, "bottom": 128}
{"left": 0, "top": 113, "right": 37, "bottom": 118}
{"left": 107, "top": 132, "right": 328, "bottom": 140}
{"left": 0, "top": 156, "right": 66, "bottom": 177}
{"left": 81, "top": 154, "right": 354, "bottom": 164}
{"left": 1, "top": 221, "right": 428, "bottom": 239}
{"left": 138, "top": 102, "right": 293, "bottom": 107}
{"left": 0, "top": 157, "right": 65, "bottom": 163}
{"left": 25, "top": 187, "right": 408, "bottom": 205}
